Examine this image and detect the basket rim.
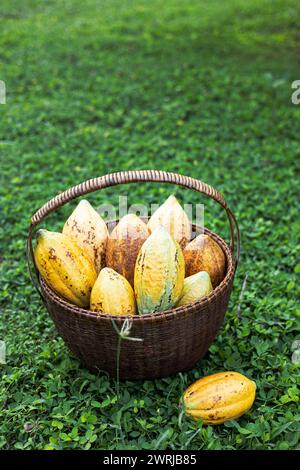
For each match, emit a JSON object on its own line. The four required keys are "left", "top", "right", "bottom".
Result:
{"left": 40, "top": 225, "right": 235, "bottom": 322}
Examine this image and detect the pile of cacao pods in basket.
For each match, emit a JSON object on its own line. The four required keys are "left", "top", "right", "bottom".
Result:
{"left": 34, "top": 195, "right": 226, "bottom": 315}
{"left": 34, "top": 195, "right": 256, "bottom": 425}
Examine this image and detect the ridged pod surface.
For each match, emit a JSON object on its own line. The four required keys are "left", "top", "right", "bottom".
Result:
{"left": 106, "top": 214, "right": 149, "bottom": 287}
{"left": 184, "top": 234, "right": 226, "bottom": 288}
{"left": 90, "top": 267, "right": 136, "bottom": 315}
{"left": 63, "top": 199, "right": 108, "bottom": 273}
{"left": 183, "top": 371, "right": 256, "bottom": 425}
{"left": 147, "top": 195, "right": 191, "bottom": 248}
{"left": 34, "top": 229, "right": 97, "bottom": 307}
{"left": 177, "top": 271, "right": 213, "bottom": 307}
{"left": 134, "top": 225, "right": 185, "bottom": 315}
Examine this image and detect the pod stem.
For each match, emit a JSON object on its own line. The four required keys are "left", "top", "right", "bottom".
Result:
{"left": 111, "top": 318, "right": 143, "bottom": 397}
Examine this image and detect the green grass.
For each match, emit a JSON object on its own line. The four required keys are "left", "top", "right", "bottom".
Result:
{"left": 1, "top": 0, "right": 300, "bottom": 451}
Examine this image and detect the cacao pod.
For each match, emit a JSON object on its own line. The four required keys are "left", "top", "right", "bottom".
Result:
{"left": 147, "top": 195, "right": 191, "bottom": 248}
{"left": 134, "top": 225, "right": 185, "bottom": 315}
{"left": 106, "top": 214, "right": 149, "bottom": 287}
{"left": 183, "top": 371, "right": 256, "bottom": 425}
{"left": 34, "top": 229, "right": 97, "bottom": 307}
{"left": 183, "top": 234, "right": 226, "bottom": 287}
{"left": 63, "top": 199, "right": 108, "bottom": 273}
{"left": 90, "top": 267, "right": 136, "bottom": 315}
{"left": 176, "top": 271, "right": 213, "bottom": 307}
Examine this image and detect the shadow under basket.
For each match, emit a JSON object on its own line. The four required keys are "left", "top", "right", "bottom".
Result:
{"left": 27, "top": 170, "right": 240, "bottom": 380}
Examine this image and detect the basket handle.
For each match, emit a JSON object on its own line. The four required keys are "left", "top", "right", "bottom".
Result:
{"left": 27, "top": 170, "right": 240, "bottom": 298}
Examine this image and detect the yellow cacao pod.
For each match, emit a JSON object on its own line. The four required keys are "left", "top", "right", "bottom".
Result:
{"left": 34, "top": 229, "right": 97, "bottom": 307}
{"left": 184, "top": 234, "right": 226, "bottom": 288}
{"left": 106, "top": 214, "right": 149, "bottom": 287}
{"left": 90, "top": 267, "right": 136, "bottom": 315}
{"left": 147, "top": 195, "right": 191, "bottom": 248}
{"left": 183, "top": 371, "right": 256, "bottom": 425}
{"left": 63, "top": 199, "right": 108, "bottom": 273}
{"left": 176, "top": 271, "right": 213, "bottom": 307}
{"left": 134, "top": 225, "right": 185, "bottom": 315}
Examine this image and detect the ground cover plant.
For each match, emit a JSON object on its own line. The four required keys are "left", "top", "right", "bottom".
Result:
{"left": 0, "top": 0, "right": 299, "bottom": 450}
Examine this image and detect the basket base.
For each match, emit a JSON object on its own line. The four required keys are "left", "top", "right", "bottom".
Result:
{"left": 80, "top": 349, "right": 212, "bottom": 380}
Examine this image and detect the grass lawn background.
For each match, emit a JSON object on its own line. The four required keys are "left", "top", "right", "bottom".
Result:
{"left": 0, "top": 0, "right": 299, "bottom": 450}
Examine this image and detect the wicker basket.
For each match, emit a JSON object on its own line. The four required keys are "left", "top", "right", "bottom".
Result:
{"left": 27, "top": 170, "right": 240, "bottom": 380}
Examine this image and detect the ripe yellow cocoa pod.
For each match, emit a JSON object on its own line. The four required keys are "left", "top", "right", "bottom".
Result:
{"left": 183, "top": 371, "right": 256, "bottom": 425}
{"left": 106, "top": 214, "right": 149, "bottom": 287}
{"left": 134, "top": 225, "right": 185, "bottom": 315}
{"left": 176, "top": 271, "right": 213, "bottom": 307}
{"left": 34, "top": 229, "right": 97, "bottom": 307}
{"left": 90, "top": 267, "right": 136, "bottom": 315}
{"left": 147, "top": 195, "right": 191, "bottom": 248}
{"left": 63, "top": 199, "right": 108, "bottom": 273}
{"left": 184, "top": 234, "right": 226, "bottom": 288}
